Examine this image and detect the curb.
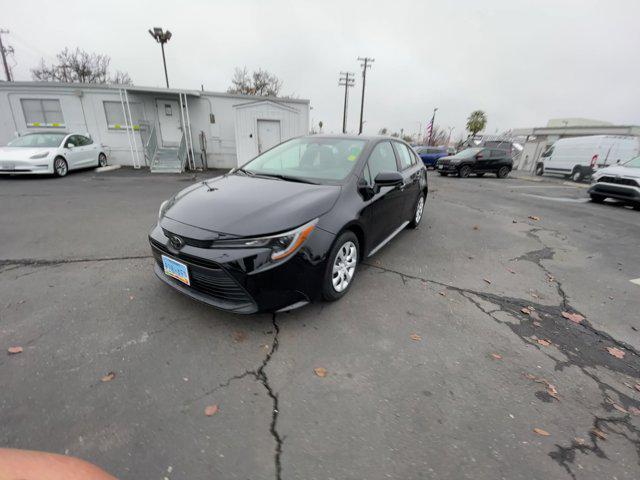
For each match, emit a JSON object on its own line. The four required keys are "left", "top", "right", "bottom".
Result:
{"left": 95, "top": 165, "right": 122, "bottom": 173}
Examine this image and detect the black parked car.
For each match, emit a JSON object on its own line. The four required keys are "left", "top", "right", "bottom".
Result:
{"left": 436, "top": 147, "right": 512, "bottom": 178}
{"left": 149, "top": 136, "right": 428, "bottom": 314}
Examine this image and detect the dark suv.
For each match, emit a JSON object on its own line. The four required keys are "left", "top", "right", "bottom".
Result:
{"left": 436, "top": 147, "right": 512, "bottom": 178}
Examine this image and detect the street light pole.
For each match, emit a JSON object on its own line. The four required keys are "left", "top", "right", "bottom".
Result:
{"left": 149, "top": 27, "right": 172, "bottom": 88}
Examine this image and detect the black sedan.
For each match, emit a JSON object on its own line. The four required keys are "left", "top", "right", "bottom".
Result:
{"left": 436, "top": 147, "right": 512, "bottom": 178}
{"left": 149, "top": 136, "right": 428, "bottom": 313}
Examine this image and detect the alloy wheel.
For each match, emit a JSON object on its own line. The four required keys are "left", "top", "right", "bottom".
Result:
{"left": 415, "top": 195, "right": 425, "bottom": 224}
{"left": 54, "top": 158, "right": 68, "bottom": 177}
{"left": 98, "top": 154, "right": 107, "bottom": 167}
{"left": 332, "top": 241, "right": 357, "bottom": 293}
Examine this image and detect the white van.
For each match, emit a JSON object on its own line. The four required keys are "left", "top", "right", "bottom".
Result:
{"left": 538, "top": 135, "right": 640, "bottom": 182}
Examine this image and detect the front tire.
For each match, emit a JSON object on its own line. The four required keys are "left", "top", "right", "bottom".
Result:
{"left": 53, "top": 157, "right": 68, "bottom": 177}
{"left": 571, "top": 167, "right": 584, "bottom": 183}
{"left": 98, "top": 153, "right": 108, "bottom": 167}
{"left": 497, "top": 166, "right": 510, "bottom": 178}
{"left": 322, "top": 232, "right": 359, "bottom": 302}
{"left": 535, "top": 163, "right": 544, "bottom": 176}
{"left": 408, "top": 193, "right": 426, "bottom": 229}
{"left": 458, "top": 165, "right": 471, "bottom": 178}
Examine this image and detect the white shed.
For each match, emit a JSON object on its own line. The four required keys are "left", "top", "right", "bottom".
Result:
{"left": 234, "top": 99, "right": 309, "bottom": 166}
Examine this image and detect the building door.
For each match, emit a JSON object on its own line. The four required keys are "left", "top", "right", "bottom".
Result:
{"left": 156, "top": 99, "right": 182, "bottom": 147}
{"left": 257, "top": 119, "right": 281, "bottom": 153}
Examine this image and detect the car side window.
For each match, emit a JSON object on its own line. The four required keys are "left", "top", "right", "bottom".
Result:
{"left": 66, "top": 135, "right": 78, "bottom": 147}
{"left": 394, "top": 142, "right": 413, "bottom": 170}
{"left": 490, "top": 150, "right": 504, "bottom": 158}
{"left": 80, "top": 135, "right": 93, "bottom": 146}
{"left": 366, "top": 141, "right": 398, "bottom": 184}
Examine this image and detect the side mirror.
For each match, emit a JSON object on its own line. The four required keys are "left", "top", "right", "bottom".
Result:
{"left": 67, "top": 143, "right": 75, "bottom": 149}
{"left": 475, "top": 153, "right": 483, "bottom": 160}
{"left": 374, "top": 171, "right": 403, "bottom": 187}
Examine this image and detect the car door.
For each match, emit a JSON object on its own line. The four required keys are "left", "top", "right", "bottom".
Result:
{"left": 392, "top": 141, "right": 422, "bottom": 218}
{"left": 77, "top": 135, "right": 98, "bottom": 166}
{"left": 359, "top": 141, "right": 406, "bottom": 251}
{"left": 490, "top": 149, "right": 509, "bottom": 172}
{"left": 64, "top": 135, "right": 84, "bottom": 169}
{"left": 473, "top": 148, "right": 491, "bottom": 173}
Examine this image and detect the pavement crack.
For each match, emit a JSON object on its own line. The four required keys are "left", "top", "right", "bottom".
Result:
{"left": 0, "top": 255, "right": 153, "bottom": 269}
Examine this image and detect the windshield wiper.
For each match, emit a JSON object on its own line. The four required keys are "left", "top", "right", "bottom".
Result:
{"left": 234, "top": 168, "right": 255, "bottom": 177}
{"left": 255, "top": 173, "right": 319, "bottom": 185}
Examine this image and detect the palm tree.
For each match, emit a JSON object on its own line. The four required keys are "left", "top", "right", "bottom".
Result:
{"left": 466, "top": 110, "right": 487, "bottom": 138}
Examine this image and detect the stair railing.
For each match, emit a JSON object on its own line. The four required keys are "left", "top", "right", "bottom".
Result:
{"left": 145, "top": 124, "right": 158, "bottom": 166}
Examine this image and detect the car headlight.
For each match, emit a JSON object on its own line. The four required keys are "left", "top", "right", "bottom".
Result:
{"left": 158, "top": 200, "right": 171, "bottom": 221}
{"left": 214, "top": 218, "right": 318, "bottom": 261}
{"left": 30, "top": 151, "right": 50, "bottom": 159}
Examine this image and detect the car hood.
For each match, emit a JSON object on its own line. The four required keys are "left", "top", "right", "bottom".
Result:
{"left": 163, "top": 174, "right": 342, "bottom": 237}
{"left": 595, "top": 165, "right": 640, "bottom": 179}
{"left": 0, "top": 147, "right": 51, "bottom": 160}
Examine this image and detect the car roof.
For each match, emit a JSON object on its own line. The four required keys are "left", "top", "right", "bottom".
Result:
{"left": 304, "top": 134, "right": 410, "bottom": 143}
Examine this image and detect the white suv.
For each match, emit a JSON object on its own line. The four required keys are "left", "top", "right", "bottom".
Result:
{"left": 589, "top": 156, "right": 640, "bottom": 208}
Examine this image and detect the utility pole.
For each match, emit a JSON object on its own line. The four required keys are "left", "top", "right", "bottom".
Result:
{"left": 338, "top": 72, "right": 355, "bottom": 134}
{"left": 148, "top": 27, "right": 172, "bottom": 88}
{"left": 427, "top": 107, "right": 438, "bottom": 145}
{"left": 0, "top": 29, "right": 13, "bottom": 82}
{"left": 357, "top": 57, "right": 374, "bottom": 135}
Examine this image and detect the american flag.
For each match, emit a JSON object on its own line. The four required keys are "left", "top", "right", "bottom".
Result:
{"left": 424, "top": 119, "right": 433, "bottom": 144}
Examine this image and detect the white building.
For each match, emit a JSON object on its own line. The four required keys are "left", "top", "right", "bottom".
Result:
{"left": 0, "top": 81, "right": 310, "bottom": 172}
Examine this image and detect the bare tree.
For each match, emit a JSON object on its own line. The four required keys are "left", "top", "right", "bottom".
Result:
{"left": 378, "top": 127, "right": 389, "bottom": 135}
{"left": 31, "top": 48, "right": 132, "bottom": 85}
{"left": 227, "top": 67, "right": 283, "bottom": 97}
{"left": 427, "top": 125, "right": 449, "bottom": 146}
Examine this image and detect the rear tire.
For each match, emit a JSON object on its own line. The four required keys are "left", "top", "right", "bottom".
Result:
{"left": 322, "top": 231, "right": 359, "bottom": 302}
{"left": 535, "top": 163, "right": 544, "bottom": 176}
{"left": 408, "top": 193, "right": 426, "bottom": 229}
{"left": 98, "top": 153, "right": 108, "bottom": 167}
{"left": 458, "top": 165, "right": 471, "bottom": 178}
{"left": 53, "top": 157, "right": 68, "bottom": 177}
{"left": 497, "top": 166, "right": 510, "bottom": 178}
{"left": 590, "top": 194, "right": 605, "bottom": 203}
{"left": 571, "top": 167, "right": 584, "bottom": 183}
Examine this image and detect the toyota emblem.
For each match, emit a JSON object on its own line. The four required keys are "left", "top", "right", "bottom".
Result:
{"left": 170, "top": 235, "right": 185, "bottom": 250}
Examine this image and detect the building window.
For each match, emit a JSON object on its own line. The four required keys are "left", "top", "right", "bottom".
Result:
{"left": 165, "top": 104, "right": 172, "bottom": 116}
{"left": 103, "top": 101, "right": 144, "bottom": 130}
{"left": 21, "top": 99, "right": 65, "bottom": 128}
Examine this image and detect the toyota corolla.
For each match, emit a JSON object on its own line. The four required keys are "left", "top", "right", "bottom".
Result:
{"left": 149, "top": 135, "right": 428, "bottom": 313}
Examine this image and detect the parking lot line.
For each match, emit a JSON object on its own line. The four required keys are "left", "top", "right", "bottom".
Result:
{"left": 630, "top": 278, "right": 640, "bottom": 286}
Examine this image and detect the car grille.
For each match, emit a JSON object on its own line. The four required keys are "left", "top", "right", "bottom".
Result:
{"left": 439, "top": 159, "right": 450, "bottom": 166}
{"left": 150, "top": 240, "right": 255, "bottom": 308}
{"left": 598, "top": 176, "right": 639, "bottom": 187}
{"left": 162, "top": 228, "right": 213, "bottom": 248}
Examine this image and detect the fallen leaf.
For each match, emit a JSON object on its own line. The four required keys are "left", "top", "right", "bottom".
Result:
{"left": 410, "top": 333, "right": 422, "bottom": 341}
{"left": 529, "top": 311, "right": 542, "bottom": 322}
{"left": 101, "top": 371, "right": 116, "bottom": 382}
{"left": 507, "top": 267, "right": 516, "bottom": 274}
{"left": 629, "top": 406, "right": 640, "bottom": 416}
{"left": 233, "top": 331, "right": 247, "bottom": 343}
{"left": 533, "top": 321, "right": 542, "bottom": 327}
{"left": 521, "top": 307, "right": 531, "bottom": 315}
{"left": 490, "top": 353, "right": 503, "bottom": 360}
{"left": 438, "top": 291, "right": 447, "bottom": 296}
{"left": 204, "top": 404, "right": 219, "bottom": 416}
{"left": 531, "top": 292, "right": 540, "bottom": 299}
{"left": 574, "top": 437, "right": 586, "bottom": 446}
{"left": 533, "top": 428, "right": 550, "bottom": 436}
{"left": 314, "top": 367, "right": 327, "bottom": 378}
{"left": 483, "top": 278, "right": 492, "bottom": 284}
{"left": 7, "top": 346, "right": 23, "bottom": 354}
{"left": 472, "top": 225, "right": 479, "bottom": 230}
{"left": 606, "top": 347, "right": 625, "bottom": 359}
{"left": 512, "top": 219, "right": 518, "bottom": 223}
{"left": 611, "top": 403, "right": 628, "bottom": 414}
{"left": 537, "top": 339, "right": 551, "bottom": 347}
{"left": 547, "top": 384, "right": 559, "bottom": 400}
{"left": 561, "top": 311, "right": 585, "bottom": 324}
{"left": 591, "top": 428, "right": 607, "bottom": 440}
{"left": 528, "top": 215, "right": 541, "bottom": 221}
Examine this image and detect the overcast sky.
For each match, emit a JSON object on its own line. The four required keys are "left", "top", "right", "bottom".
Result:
{"left": 4, "top": 0, "right": 640, "bottom": 138}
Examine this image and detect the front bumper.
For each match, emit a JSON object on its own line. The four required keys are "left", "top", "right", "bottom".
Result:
{"left": 588, "top": 183, "right": 640, "bottom": 202}
{"left": 149, "top": 222, "right": 335, "bottom": 314}
{"left": 0, "top": 159, "right": 52, "bottom": 174}
{"left": 436, "top": 162, "right": 458, "bottom": 173}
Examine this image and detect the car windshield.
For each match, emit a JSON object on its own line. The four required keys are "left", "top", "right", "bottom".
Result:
{"left": 623, "top": 156, "right": 640, "bottom": 168}
{"left": 7, "top": 133, "right": 66, "bottom": 148}
{"left": 243, "top": 137, "right": 367, "bottom": 183}
{"left": 451, "top": 148, "right": 483, "bottom": 159}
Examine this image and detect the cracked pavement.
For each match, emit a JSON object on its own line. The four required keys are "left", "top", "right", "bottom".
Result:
{"left": 1, "top": 169, "right": 639, "bottom": 479}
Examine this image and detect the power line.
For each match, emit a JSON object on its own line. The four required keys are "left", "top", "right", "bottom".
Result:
{"left": 338, "top": 71, "right": 355, "bottom": 134}
{"left": 357, "top": 56, "right": 374, "bottom": 135}
{"left": 0, "top": 29, "right": 13, "bottom": 81}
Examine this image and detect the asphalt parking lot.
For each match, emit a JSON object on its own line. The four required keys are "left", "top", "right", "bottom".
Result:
{"left": 1, "top": 168, "right": 639, "bottom": 480}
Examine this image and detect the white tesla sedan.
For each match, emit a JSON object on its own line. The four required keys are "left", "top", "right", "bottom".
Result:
{"left": 0, "top": 132, "right": 108, "bottom": 177}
